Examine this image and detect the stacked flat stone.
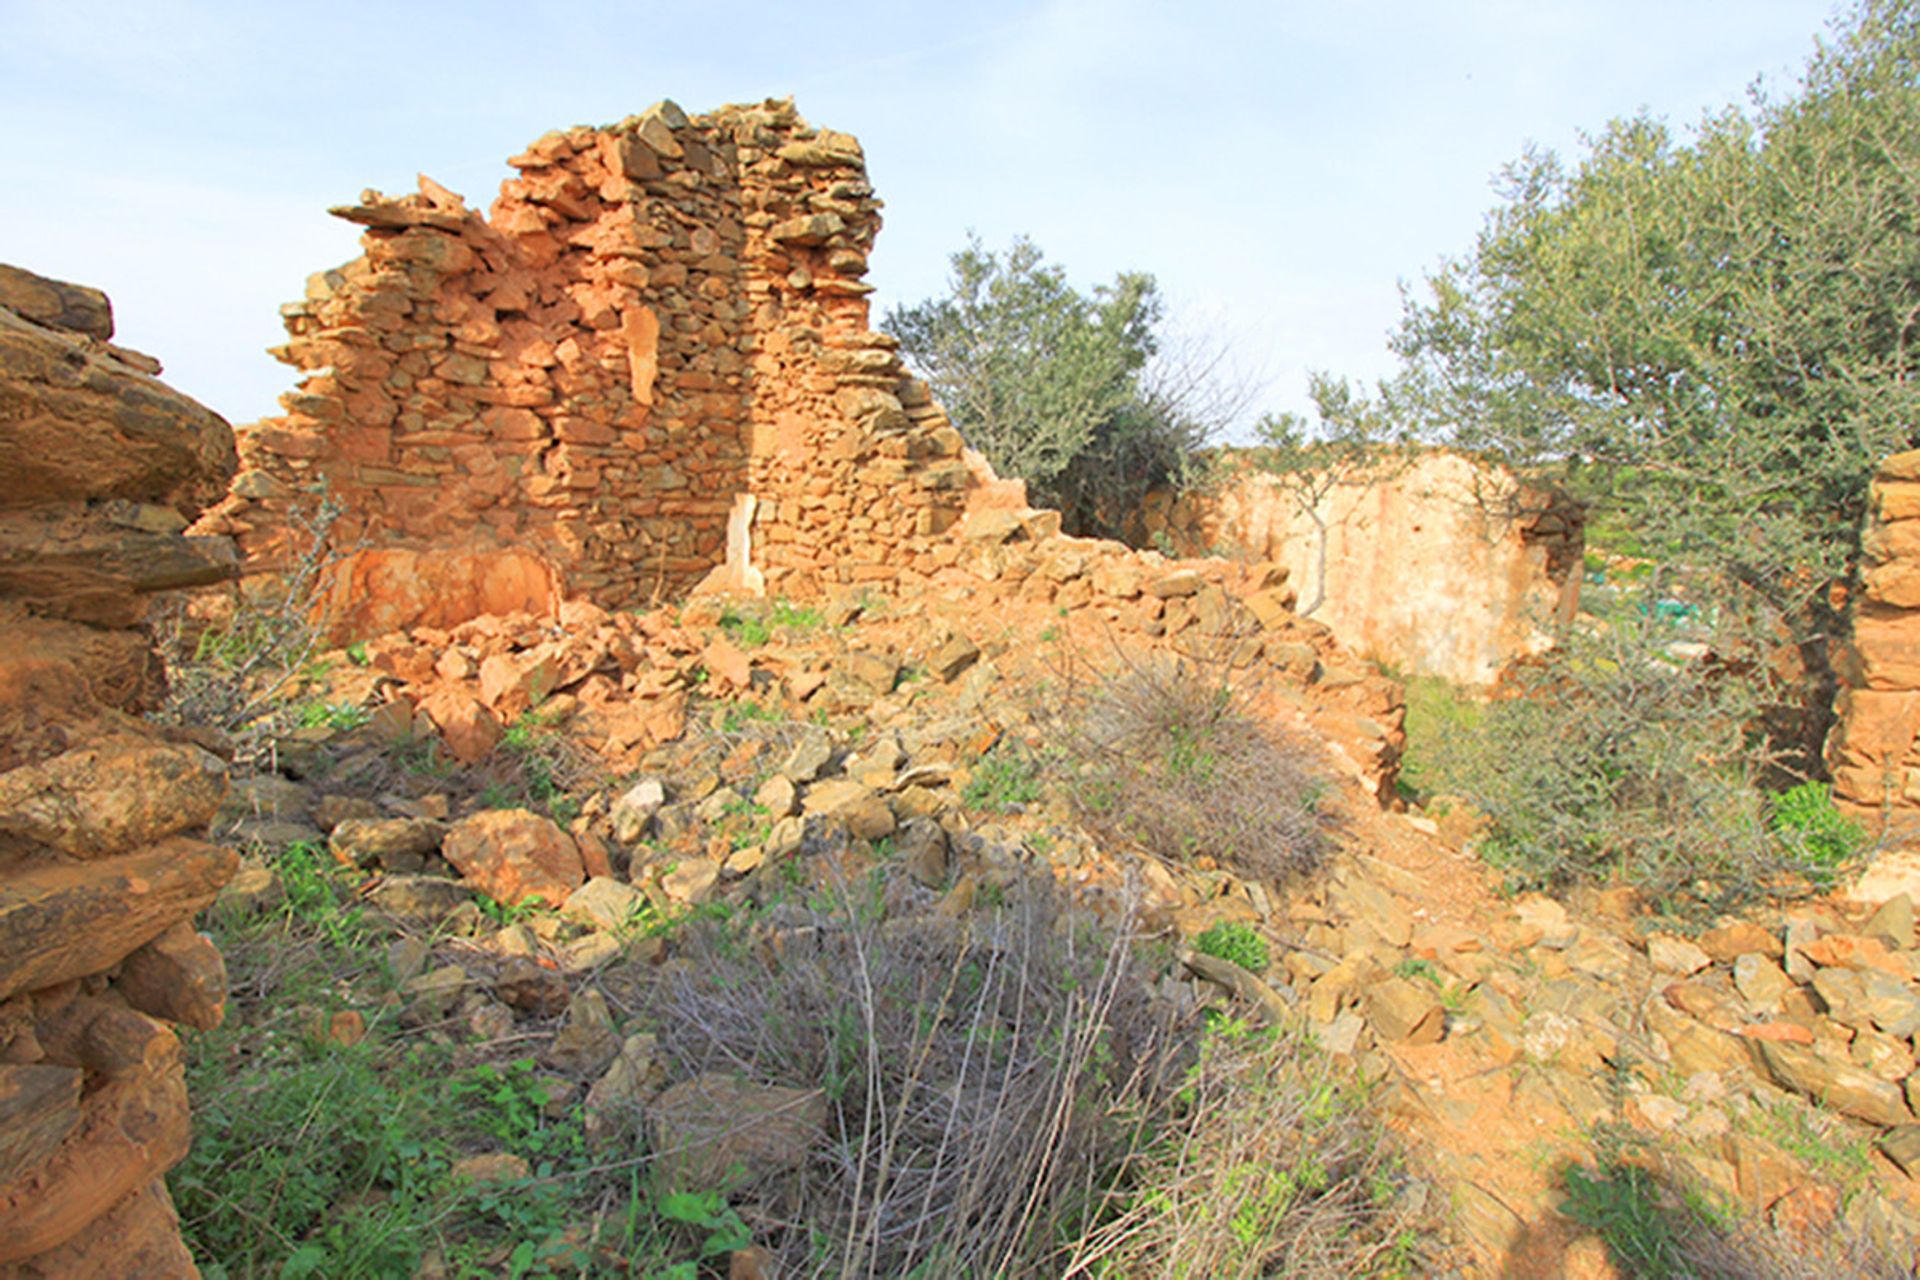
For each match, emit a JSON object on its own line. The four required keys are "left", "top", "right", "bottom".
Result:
{"left": 0, "top": 264, "right": 240, "bottom": 1276}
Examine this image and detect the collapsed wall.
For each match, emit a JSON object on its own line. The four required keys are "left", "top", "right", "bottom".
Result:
{"left": 199, "top": 99, "right": 975, "bottom": 639}
{"left": 1829, "top": 449, "right": 1920, "bottom": 832}
{"left": 0, "top": 265, "right": 239, "bottom": 1276}
{"left": 1138, "top": 451, "right": 1583, "bottom": 685}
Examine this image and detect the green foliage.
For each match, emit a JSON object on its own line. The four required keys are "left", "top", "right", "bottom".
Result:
{"left": 717, "top": 605, "right": 771, "bottom": 648}
{"left": 719, "top": 698, "right": 781, "bottom": 734}
{"left": 1396, "top": 676, "right": 1484, "bottom": 803}
{"left": 345, "top": 641, "right": 371, "bottom": 667}
{"left": 295, "top": 699, "right": 370, "bottom": 731}
{"left": 1342, "top": 0, "right": 1920, "bottom": 660}
{"left": 1195, "top": 920, "right": 1270, "bottom": 974}
{"left": 769, "top": 599, "right": 825, "bottom": 632}
{"left": 493, "top": 708, "right": 586, "bottom": 825}
{"left": 962, "top": 741, "right": 1043, "bottom": 813}
{"left": 885, "top": 235, "right": 1228, "bottom": 537}
{"left": 1768, "top": 780, "right": 1868, "bottom": 884}
{"left": 1426, "top": 626, "right": 1790, "bottom": 917}
{"left": 1562, "top": 1163, "right": 1694, "bottom": 1277}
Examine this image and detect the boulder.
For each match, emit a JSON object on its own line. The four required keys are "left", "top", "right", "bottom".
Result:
{"left": 442, "top": 809, "right": 584, "bottom": 907}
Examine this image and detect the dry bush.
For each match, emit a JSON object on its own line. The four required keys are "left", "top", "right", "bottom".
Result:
{"left": 152, "top": 485, "right": 348, "bottom": 756}
{"left": 626, "top": 863, "right": 1437, "bottom": 1278}
{"left": 1045, "top": 642, "right": 1335, "bottom": 886}
{"left": 1063, "top": 1021, "right": 1433, "bottom": 1278}
{"left": 636, "top": 868, "right": 1184, "bottom": 1278}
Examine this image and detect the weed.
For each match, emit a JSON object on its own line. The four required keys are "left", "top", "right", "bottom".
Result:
{"left": 1769, "top": 780, "right": 1868, "bottom": 887}
{"left": 345, "top": 640, "right": 371, "bottom": 667}
{"left": 295, "top": 699, "right": 370, "bottom": 731}
{"left": 718, "top": 605, "right": 771, "bottom": 648}
{"left": 1195, "top": 920, "right": 1270, "bottom": 974}
{"left": 719, "top": 698, "right": 781, "bottom": 735}
{"left": 1393, "top": 957, "right": 1440, "bottom": 984}
{"left": 962, "top": 741, "right": 1043, "bottom": 813}
{"left": 770, "top": 599, "right": 826, "bottom": 631}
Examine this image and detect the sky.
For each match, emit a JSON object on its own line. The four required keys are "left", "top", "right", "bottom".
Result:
{"left": 0, "top": 0, "right": 1844, "bottom": 439}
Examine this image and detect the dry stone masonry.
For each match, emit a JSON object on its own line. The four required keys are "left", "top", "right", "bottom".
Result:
{"left": 201, "top": 99, "right": 975, "bottom": 640}
{"left": 1830, "top": 449, "right": 1920, "bottom": 842}
{"left": 0, "top": 265, "right": 240, "bottom": 1277}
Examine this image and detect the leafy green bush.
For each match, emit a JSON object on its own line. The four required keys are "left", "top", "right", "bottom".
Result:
{"left": 1422, "top": 624, "right": 1802, "bottom": 917}
{"left": 1769, "top": 780, "right": 1868, "bottom": 886}
{"left": 1196, "top": 920, "right": 1270, "bottom": 974}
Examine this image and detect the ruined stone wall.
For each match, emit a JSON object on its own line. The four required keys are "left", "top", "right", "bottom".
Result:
{"left": 201, "top": 99, "right": 971, "bottom": 639}
{"left": 0, "top": 264, "right": 239, "bottom": 1276}
{"left": 1137, "top": 451, "right": 1583, "bottom": 685}
{"left": 1828, "top": 450, "right": 1920, "bottom": 832}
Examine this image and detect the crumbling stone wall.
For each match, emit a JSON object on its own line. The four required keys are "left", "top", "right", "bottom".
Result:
{"left": 1828, "top": 449, "right": 1920, "bottom": 832}
{"left": 202, "top": 99, "right": 971, "bottom": 638}
{"left": 1138, "top": 451, "right": 1584, "bottom": 685}
{"left": 0, "top": 265, "right": 239, "bottom": 1276}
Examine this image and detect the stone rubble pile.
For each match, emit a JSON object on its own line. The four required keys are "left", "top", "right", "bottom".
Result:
{"left": 0, "top": 265, "right": 239, "bottom": 1277}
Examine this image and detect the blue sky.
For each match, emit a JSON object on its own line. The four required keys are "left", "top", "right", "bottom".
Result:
{"left": 0, "top": 0, "right": 1841, "bottom": 436}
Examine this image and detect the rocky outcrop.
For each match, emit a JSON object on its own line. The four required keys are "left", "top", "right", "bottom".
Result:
{"left": 1138, "top": 451, "right": 1584, "bottom": 685}
{"left": 0, "top": 264, "right": 238, "bottom": 1277}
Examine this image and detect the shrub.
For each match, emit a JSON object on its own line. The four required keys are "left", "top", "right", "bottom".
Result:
{"left": 1424, "top": 624, "right": 1802, "bottom": 917}
{"left": 637, "top": 868, "right": 1184, "bottom": 1276}
{"left": 1051, "top": 648, "right": 1332, "bottom": 885}
{"left": 1195, "top": 920, "right": 1270, "bottom": 974}
{"left": 1066, "top": 1020, "right": 1432, "bottom": 1277}
{"left": 1769, "top": 780, "right": 1868, "bottom": 886}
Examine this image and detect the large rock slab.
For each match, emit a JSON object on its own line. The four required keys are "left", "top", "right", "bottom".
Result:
{"left": 0, "top": 837, "right": 237, "bottom": 1001}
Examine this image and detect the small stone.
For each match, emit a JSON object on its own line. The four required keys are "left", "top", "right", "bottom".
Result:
{"left": 1866, "top": 895, "right": 1916, "bottom": 950}
{"left": 660, "top": 857, "right": 720, "bottom": 905}
{"left": 1753, "top": 1039, "right": 1913, "bottom": 1126}
{"left": 780, "top": 728, "right": 834, "bottom": 783}
{"left": 401, "top": 964, "right": 469, "bottom": 1026}
{"left": 927, "top": 634, "right": 980, "bottom": 682}
{"left": 1878, "top": 1125, "right": 1920, "bottom": 1178}
{"left": 1700, "top": 920, "right": 1783, "bottom": 963}
{"left": 611, "top": 778, "right": 667, "bottom": 844}
{"left": 1647, "top": 934, "right": 1711, "bottom": 976}
{"left": 1147, "top": 570, "right": 1204, "bottom": 599}
{"left": 329, "top": 816, "right": 446, "bottom": 869}
{"left": 1733, "top": 953, "right": 1794, "bottom": 1011}
{"left": 754, "top": 774, "right": 798, "bottom": 817}
{"left": 563, "top": 876, "right": 646, "bottom": 931}
{"left": 216, "top": 858, "right": 283, "bottom": 914}
{"left": 648, "top": 1072, "right": 826, "bottom": 1189}
{"left": 545, "top": 989, "right": 620, "bottom": 1075}
{"left": 802, "top": 779, "right": 894, "bottom": 841}
{"left": 894, "top": 817, "right": 949, "bottom": 888}
{"left": 443, "top": 808, "right": 585, "bottom": 907}
{"left": 1630, "top": 1094, "right": 1689, "bottom": 1131}
{"left": 367, "top": 874, "right": 473, "bottom": 927}
{"left": 495, "top": 956, "right": 569, "bottom": 1017}
{"left": 1367, "top": 976, "right": 1445, "bottom": 1044}
{"left": 1512, "top": 895, "right": 1577, "bottom": 948}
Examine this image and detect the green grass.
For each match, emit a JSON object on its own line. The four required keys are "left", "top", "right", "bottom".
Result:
{"left": 1395, "top": 675, "right": 1481, "bottom": 803}
{"left": 962, "top": 742, "right": 1043, "bottom": 813}
{"left": 176, "top": 843, "right": 779, "bottom": 1279}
